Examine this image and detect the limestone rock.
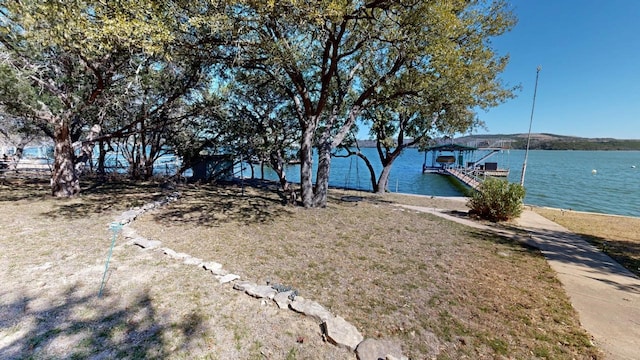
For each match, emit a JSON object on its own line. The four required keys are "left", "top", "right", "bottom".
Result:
{"left": 322, "top": 315, "right": 363, "bottom": 352}
{"left": 246, "top": 285, "right": 277, "bottom": 300}
{"left": 356, "top": 338, "right": 405, "bottom": 360}
{"left": 218, "top": 274, "right": 240, "bottom": 284}
{"left": 289, "top": 297, "right": 333, "bottom": 323}
{"left": 162, "top": 248, "right": 178, "bottom": 257}
{"left": 142, "top": 202, "right": 156, "bottom": 211}
{"left": 166, "top": 251, "right": 190, "bottom": 260}
{"left": 116, "top": 209, "right": 143, "bottom": 224}
{"left": 233, "top": 281, "right": 256, "bottom": 292}
{"left": 133, "top": 237, "right": 161, "bottom": 249}
{"left": 273, "top": 291, "right": 295, "bottom": 309}
{"left": 121, "top": 226, "right": 137, "bottom": 239}
{"left": 174, "top": 252, "right": 190, "bottom": 259}
{"left": 183, "top": 256, "right": 202, "bottom": 265}
{"left": 202, "top": 261, "right": 226, "bottom": 275}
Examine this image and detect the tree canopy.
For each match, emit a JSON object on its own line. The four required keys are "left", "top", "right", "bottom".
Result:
{"left": 228, "top": 0, "right": 516, "bottom": 206}
{"left": 0, "top": 0, "right": 517, "bottom": 203}
{"left": 0, "top": 0, "right": 229, "bottom": 195}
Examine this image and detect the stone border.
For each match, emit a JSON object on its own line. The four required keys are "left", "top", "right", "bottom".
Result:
{"left": 112, "top": 191, "right": 408, "bottom": 360}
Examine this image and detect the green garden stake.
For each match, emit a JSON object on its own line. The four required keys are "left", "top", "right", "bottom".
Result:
{"left": 98, "top": 222, "right": 122, "bottom": 298}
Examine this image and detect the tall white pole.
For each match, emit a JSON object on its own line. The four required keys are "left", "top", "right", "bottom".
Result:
{"left": 520, "top": 66, "right": 542, "bottom": 186}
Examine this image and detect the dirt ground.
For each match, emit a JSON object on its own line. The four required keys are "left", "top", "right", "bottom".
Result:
{"left": 0, "top": 179, "right": 352, "bottom": 359}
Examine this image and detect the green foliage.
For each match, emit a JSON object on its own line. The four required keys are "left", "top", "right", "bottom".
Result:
{"left": 468, "top": 178, "right": 526, "bottom": 222}
{"left": 233, "top": 0, "right": 517, "bottom": 206}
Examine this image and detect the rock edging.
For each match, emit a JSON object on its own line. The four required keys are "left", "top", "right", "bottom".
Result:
{"left": 113, "top": 192, "right": 408, "bottom": 360}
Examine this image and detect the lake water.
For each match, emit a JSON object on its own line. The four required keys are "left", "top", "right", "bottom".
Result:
{"left": 257, "top": 148, "right": 640, "bottom": 218}
{"left": 14, "top": 145, "right": 640, "bottom": 217}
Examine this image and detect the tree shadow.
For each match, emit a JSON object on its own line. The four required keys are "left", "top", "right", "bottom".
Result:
{"left": 0, "top": 176, "right": 168, "bottom": 219}
{"left": 42, "top": 181, "right": 169, "bottom": 220}
{"left": 2, "top": 175, "right": 294, "bottom": 225}
{"left": 466, "top": 223, "right": 640, "bottom": 295}
{"left": 0, "top": 284, "right": 205, "bottom": 359}
{"left": 326, "top": 189, "right": 394, "bottom": 206}
{"left": 0, "top": 177, "right": 51, "bottom": 202}
{"left": 574, "top": 233, "right": 640, "bottom": 279}
{"left": 464, "top": 227, "right": 543, "bottom": 256}
{"left": 150, "top": 182, "right": 293, "bottom": 227}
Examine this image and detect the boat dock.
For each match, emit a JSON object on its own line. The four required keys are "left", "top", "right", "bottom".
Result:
{"left": 445, "top": 168, "right": 481, "bottom": 191}
{"left": 421, "top": 141, "right": 512, "bottom": 192}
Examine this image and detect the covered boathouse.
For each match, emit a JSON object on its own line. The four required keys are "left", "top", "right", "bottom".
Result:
{"left": 422, "top": 143, "right": 477, "bottom": 172}
{"left": 422, "top": 143, "right": 510, "bottom": 191}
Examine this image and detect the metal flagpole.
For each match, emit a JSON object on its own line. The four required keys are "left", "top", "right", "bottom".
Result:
{"left": 520, "top": 66, "right": 542, "bottom": 186}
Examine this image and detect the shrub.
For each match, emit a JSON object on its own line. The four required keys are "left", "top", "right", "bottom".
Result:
{"left": 467, "top": 177, "right": 526, "bottom": 222}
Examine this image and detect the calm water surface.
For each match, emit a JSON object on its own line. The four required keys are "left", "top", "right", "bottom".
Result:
{"left": 260, "top": 148, "right": 640, "bottom": 217}
{"left": 22, "top": 145, "right": 637, "bottom": 217}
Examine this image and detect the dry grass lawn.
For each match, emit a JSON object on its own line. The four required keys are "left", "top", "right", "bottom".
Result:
{"left": 132, "top": 181, "right": 602, "bottom": 359}
{"left": 2, "top": 176, "right": 620, "bottom": 359}
{"left": 0, "top": 178, "right": 351, "bottom": 359}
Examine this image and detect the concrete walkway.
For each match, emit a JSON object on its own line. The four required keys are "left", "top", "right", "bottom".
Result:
{"left": 400, "top": 205, "right": 640, "bottom": 360}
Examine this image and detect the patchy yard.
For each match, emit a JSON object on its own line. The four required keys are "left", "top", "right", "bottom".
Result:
{"left": 0, "top": 178, "right": 602, "bottom": 359}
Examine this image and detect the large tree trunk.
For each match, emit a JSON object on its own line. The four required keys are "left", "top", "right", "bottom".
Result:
{"left": 374, "top": 149, "right": 403, "bottom": 194}
{"left": 299, "top": 128, "right": 315, "bottom": 208}
{"left": 375, "top": 165, "right": 392, "bottom": 194}
{"left": 143, "top": 141, "right": 158, "bottom": 180}
{"left": 312, "top": 141, "right": 332, "bottom": 207}
{"left": 124, "top": 135, "right": 142, "bottom": 179}
{"left": 51, "top": 119, "right": 80, "bottom": 197}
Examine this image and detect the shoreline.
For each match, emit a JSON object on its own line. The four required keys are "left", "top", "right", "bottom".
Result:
{"left": 384, "top": 190, "right": 640, "bottom": 220}
{"left": 525, "top": 204, "right": 640, "bottom": 220}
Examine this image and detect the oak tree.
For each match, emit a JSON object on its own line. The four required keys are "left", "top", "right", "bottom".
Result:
{"left": 0, "top": 0, "right": 228, "bottom": 195}
{"left": 233, "top": 0, "right": 516, "bottom": 206}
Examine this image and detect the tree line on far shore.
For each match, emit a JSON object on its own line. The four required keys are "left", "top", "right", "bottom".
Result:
{"left": 0, "top": 1, "right": 518, "bottom": 206}
{"left": 510, "top": 138, "right": 640, "bottom": 151}
{"left": 355, "top": 134, "right": 640, "bottom": 151}
{"left": 462, "top": 134, "right": 640, "bottom": 151}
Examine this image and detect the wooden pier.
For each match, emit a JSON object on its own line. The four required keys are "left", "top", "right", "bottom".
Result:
{"left": 445, "top": 168, "right": 481, "bottom": 191}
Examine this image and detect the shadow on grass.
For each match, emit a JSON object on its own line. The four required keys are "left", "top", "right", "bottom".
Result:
{"left": 151, "top": 182, "right": 293, "bottom": 227}
{"left": 465, "top": 221, "right": 640, "bottom": 294}
{"left": 0, "top": 285, "right": 204, "bottom": 359}
{"left": 0, "top": 177, "right": 166, "bottom": 219}
{"left": 0, "top": 177, "right": 51, "bottom": 202}
{"left": 1, "top": 176, "right": 295, "bottom": 225}
{"left": 464, "top": 227, "right": 543, "bottom": 256}
{"left": 48, "top": 181, "right": 166, "bottom": 220}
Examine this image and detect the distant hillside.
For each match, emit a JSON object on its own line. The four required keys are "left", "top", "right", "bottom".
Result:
{"left": 355, "top": 134, "right": 640, "bottom": 151}
{"left": 457, "top": 134, "right": 640, "bottom": 151}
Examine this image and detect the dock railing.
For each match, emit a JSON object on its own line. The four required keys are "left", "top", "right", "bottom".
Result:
{"left": 445, "top": 167, "right": 482, "bottom": 191}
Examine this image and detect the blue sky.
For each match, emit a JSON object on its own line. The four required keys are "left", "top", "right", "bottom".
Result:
{"left": 479, "top": 0, "right": 640, "bottom": 139}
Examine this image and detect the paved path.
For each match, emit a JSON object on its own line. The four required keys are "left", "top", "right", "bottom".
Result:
{"left": 400, "top": 205, "right": 640, "bottom": 360}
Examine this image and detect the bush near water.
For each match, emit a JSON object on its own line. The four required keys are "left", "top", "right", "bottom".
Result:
{"left": 468, "top": 177, "right": 526, "bottom": 222}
